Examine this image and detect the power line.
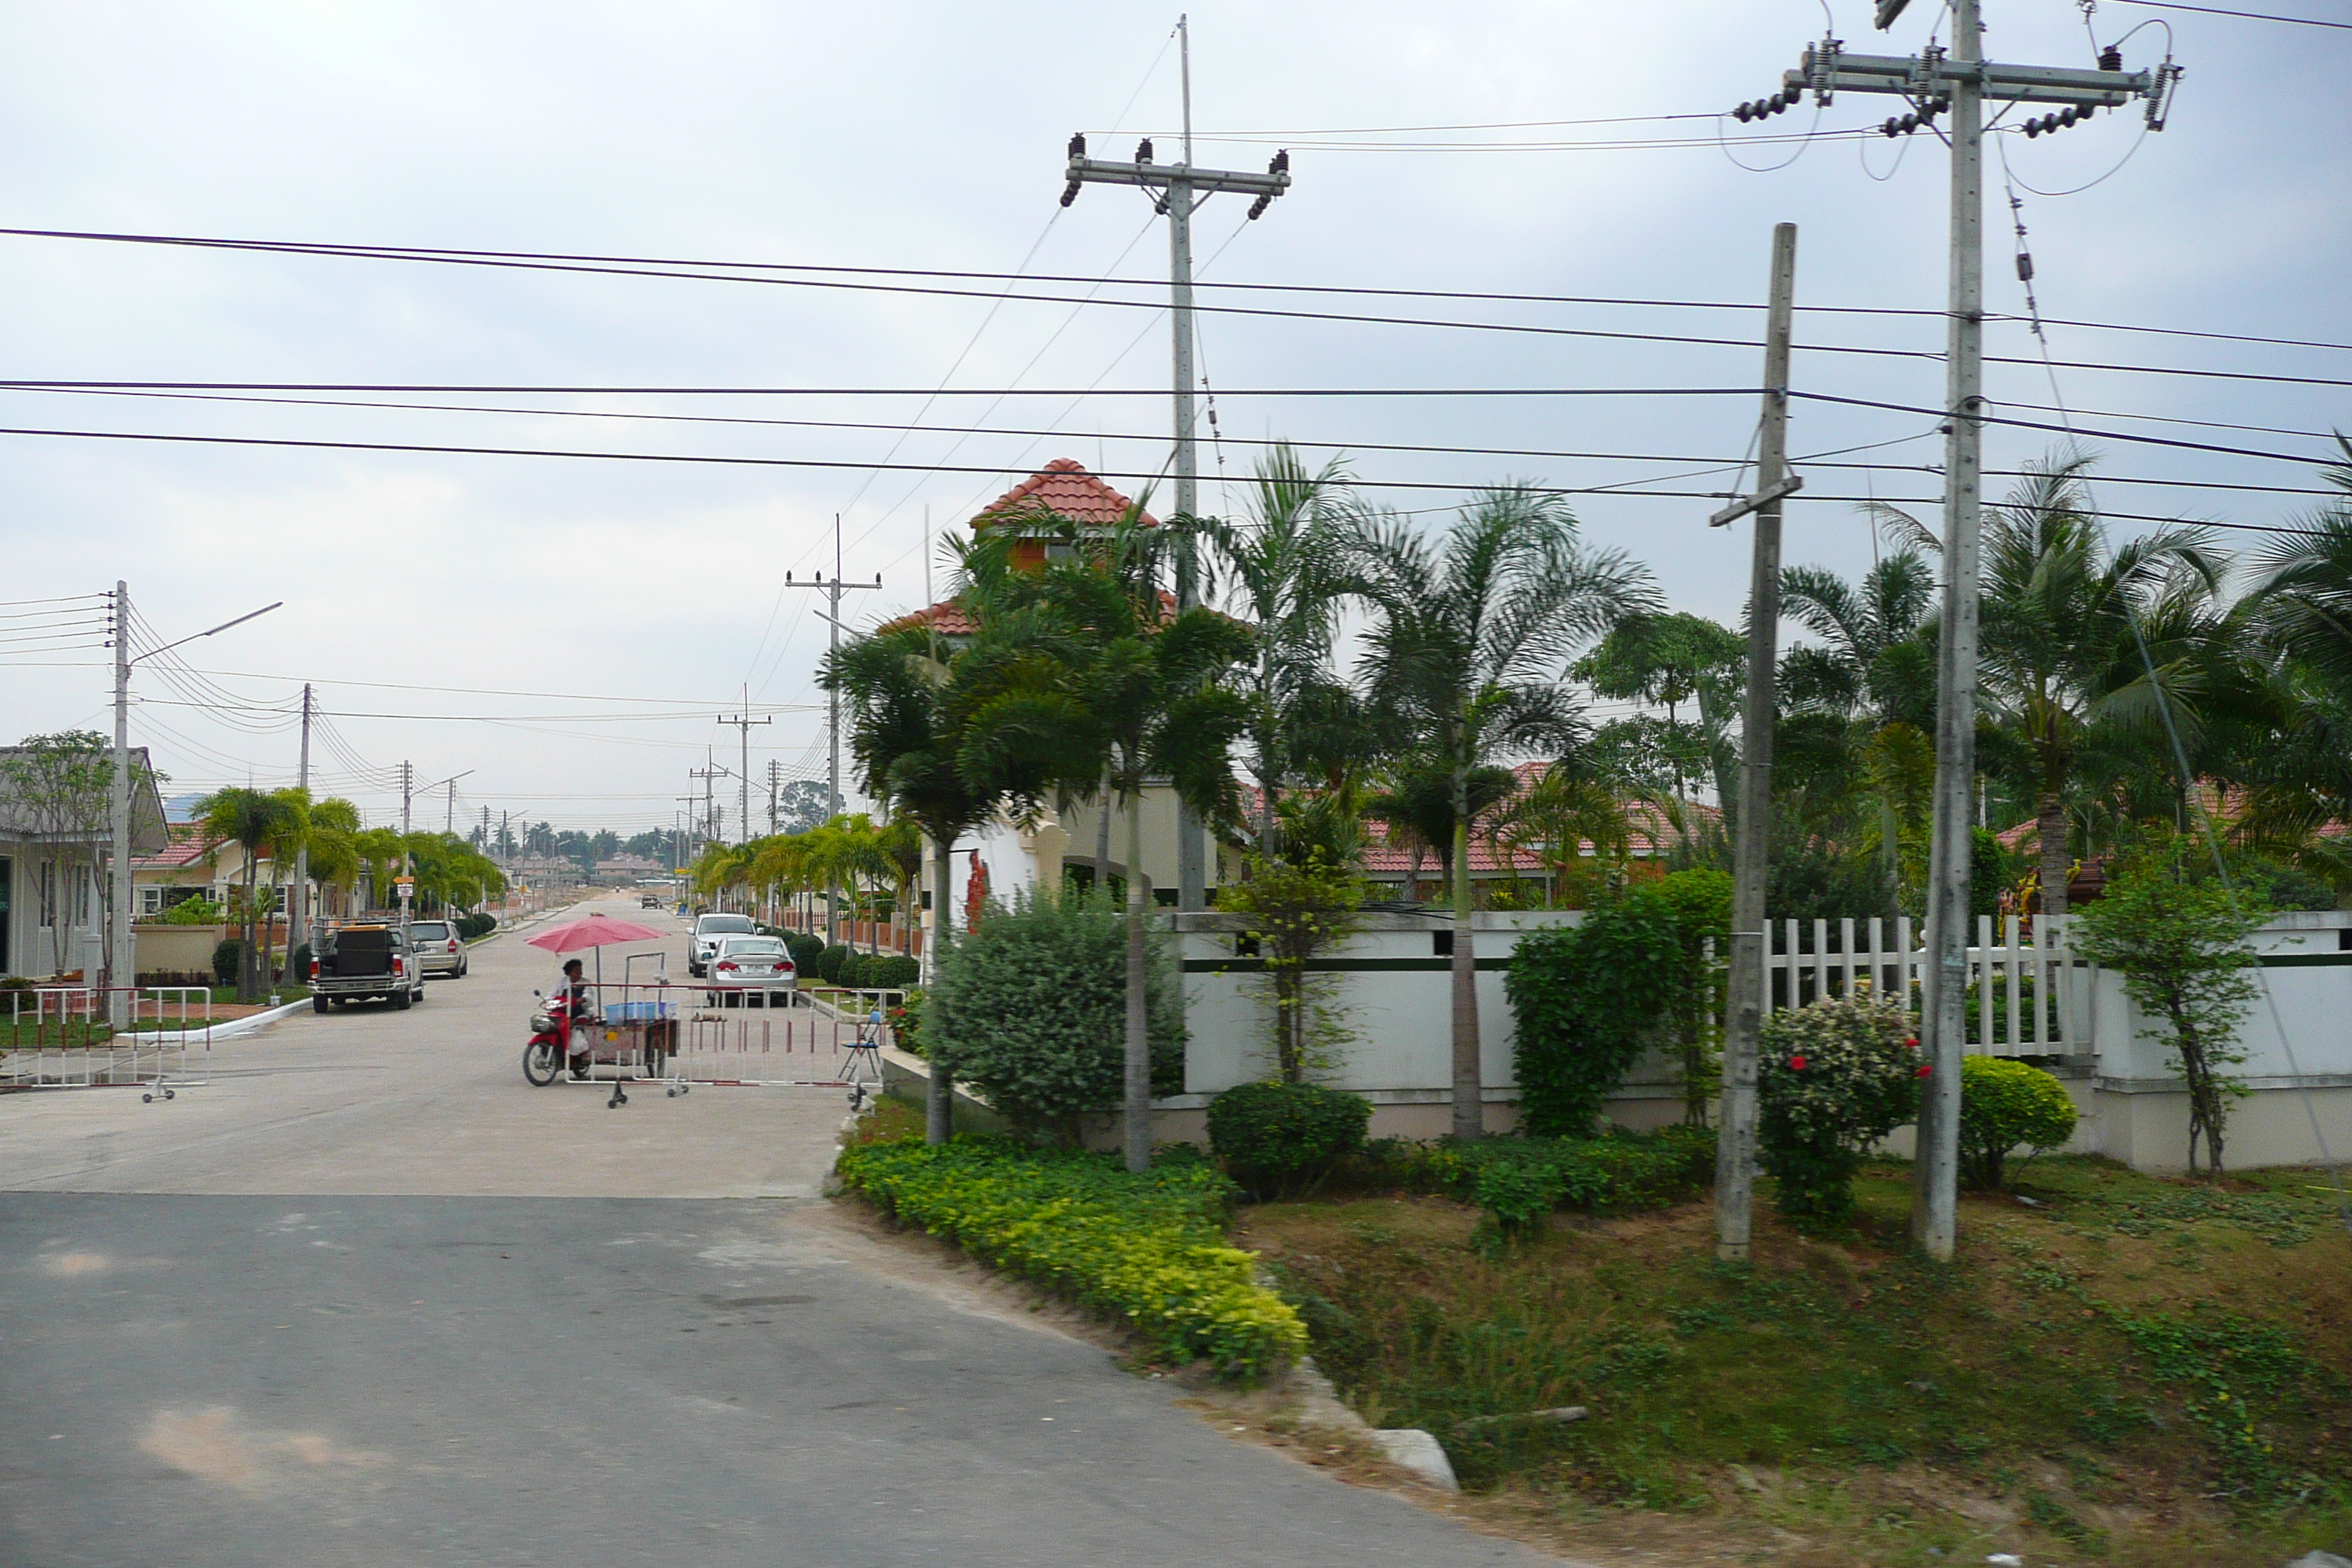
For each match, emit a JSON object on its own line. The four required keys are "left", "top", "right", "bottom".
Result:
{"left": 2103, "top": 0, "right": 2352, "bottom": 27}
{"left": 8, "top": 224, "right": 2348, "bottom": 360}
{"left": 7, "top": 387, "right": 2335, "bottom": 499}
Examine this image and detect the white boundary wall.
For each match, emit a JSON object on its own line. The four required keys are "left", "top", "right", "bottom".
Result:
{"left": 1164, "top": 908, "right": 2352, "bottom": 1172}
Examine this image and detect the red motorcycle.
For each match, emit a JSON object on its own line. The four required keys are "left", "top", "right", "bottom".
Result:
{"left": 522, "top": 990, "right": 590, "bottom": 1088}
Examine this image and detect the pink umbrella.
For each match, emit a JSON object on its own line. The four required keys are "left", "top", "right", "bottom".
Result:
{"left": 525, "top": 913, "right": 668, "bottom": 954}
{"left": 525, "top": 911, "right": 672, "bottom": 992}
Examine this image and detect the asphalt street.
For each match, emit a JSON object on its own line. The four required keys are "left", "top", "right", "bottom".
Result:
{"left": 0, "top": 897, "right": 1556, "bottom": 1567}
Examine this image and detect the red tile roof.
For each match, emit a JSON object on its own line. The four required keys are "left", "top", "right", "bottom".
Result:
{"left": 135, "top": 821, "right": 221, "bottom": 872}
{"left": 976, "top": 457, "right": 1157, "bottom": 529}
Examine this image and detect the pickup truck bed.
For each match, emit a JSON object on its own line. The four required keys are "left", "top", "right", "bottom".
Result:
{"left": 310, "top": 925, "right": 426, "bottom": 1011}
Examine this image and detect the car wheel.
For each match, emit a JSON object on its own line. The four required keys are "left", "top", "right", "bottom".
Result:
{"left": 391, "top": 987, "right": 412, "bottom": 1011}
{"left": 312, "top": 995, "right": 331, "bottom": 1014}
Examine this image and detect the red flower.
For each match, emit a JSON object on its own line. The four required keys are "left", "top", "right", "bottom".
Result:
{"left": 1906, "top": 1036, "right": 1920, "bottom": 1049}
{"left": 1789, "top": 1055, "right": 1807, "bottom": 1071}
{"left": 1916, "top": 1063, "right": 1932, "bottom": 1077}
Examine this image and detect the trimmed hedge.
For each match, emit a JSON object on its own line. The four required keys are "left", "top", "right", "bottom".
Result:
{"left": 834, "top": 1136, "right": 1307, "bottom": 1380}
{"left": 454, "top": 913, "right": 497, "bottom": 941}
{"left": 815, "top": 943, "right": 850, "bottom": 984}
{"left": 785, "top": 932, "right": 826, "bottom": 976}
{"left": 1207, "top": 1082, "right": 1371, "bottom": 1199}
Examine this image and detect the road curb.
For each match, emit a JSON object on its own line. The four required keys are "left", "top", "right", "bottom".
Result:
{"left": 203, "top": 998, "right": 314, "bottom": 1041}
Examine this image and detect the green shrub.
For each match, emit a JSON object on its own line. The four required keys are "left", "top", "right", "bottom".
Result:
{"left": 1206, "top": 1082, "right": 1371, "bottom": 1198}
{"left": 835, "top": 1135, "right": 1305, "bottom": 1380}
{"left": 453, "top": 912, "right": 496, "bottom": 941}
{"left": 1507, "top": 872, "right": 1727, "bottom": 1137}
{"left": 886, "top": 986, "right": 925, "bottom": 1058}
{"left": 159, "top": 896, "right": 222, "bottom": 926}
{"left": 815, "top": 943, "right": 850, "bottom": 984}
{"left": 837, "top": 952, "right": 869, "bottom": 990}
{"left": 1417, "top": 1126, "right": 1716, "bottom": 1240}
{"left": 1958, "top": 1056, "right": 2078, "bottom": 1190}
{"left": 864, "top": 954, "right": 920, "bottom": 990}
{"left": 786, "top": 932, "right": 826, "bottom": 976}
{"left": 1757, "top": 993, "right": 1923, "bottom": 1230}
{"left": 927, "top": 889, "right": 1183, "bottom": 1147}
{"left": 211, "top": 938, "right": 245, "bottom": 985}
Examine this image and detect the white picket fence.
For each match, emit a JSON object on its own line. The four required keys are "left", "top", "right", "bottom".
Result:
{"left": 1760, "top": 913, "right": 2081, "bottom": 1055}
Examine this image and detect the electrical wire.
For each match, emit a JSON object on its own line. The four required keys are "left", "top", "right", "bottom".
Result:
{"left": 12, "top": 222, "right": 2352, "bottom": 358}
{"left": 2103, "top": 0, "right": 2351, "bottom": 26}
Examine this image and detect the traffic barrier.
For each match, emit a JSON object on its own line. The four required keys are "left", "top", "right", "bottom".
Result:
{"left": 2, "top": 986, "right": 214, "bottom": 1099}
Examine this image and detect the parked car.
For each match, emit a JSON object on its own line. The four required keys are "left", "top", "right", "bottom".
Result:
{"left": 688, "top": 913, "right": 759, "bottom": 978}
{"left": 407, "top": 919, "right": 469, "bottom": 979}
{"left": 704, "top": 935, "right": 796, "bottom": 1006}
{"left": 309, "top": 922, "right": 426, "bottom": 1011}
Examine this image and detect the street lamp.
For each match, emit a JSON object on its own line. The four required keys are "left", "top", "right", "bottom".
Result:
{"left": 110, "top": 583, "right": 282, "bottom": 1022}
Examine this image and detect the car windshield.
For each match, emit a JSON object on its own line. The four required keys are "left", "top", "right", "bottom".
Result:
{"left": 698, "top": 916, "right": 755, "bottom": 935}
{"left": 718, "top": 939, "right": 785, "bottom": 957}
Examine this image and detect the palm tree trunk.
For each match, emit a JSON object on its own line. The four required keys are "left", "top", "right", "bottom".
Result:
{"left": 241, "top": 858, "right": 261, "bottom": 1001}
{"left": 2037, "top": 791, "right": 2069, "bottom": 922}
{"left": 1095, "top": 763, "right": 1114, "bottom": 898}
{"left": 1123, "top": 785, "right": 1152, "bottom": 1175}
{"left": 1450, "top": 761, "right": 1482, "bottom": 1142}
{"left": 1407, "top": 845, "right": 1425, "bottom": 905}
{"left": 925, "top": 830, "right": 956, "bottom": 1146}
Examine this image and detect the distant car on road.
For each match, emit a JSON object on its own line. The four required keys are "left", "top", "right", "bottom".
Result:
{"left": 407, "top": 919, "right": 469, "bottom": 979}
{"left": 704, "top": 935, "right": 796, "bottom": 1006}
{"left": 688, "top": 913, "right": 759, "bottom": 978}
{"left": 640, "top": 893, "right": 661, "bottom": 909}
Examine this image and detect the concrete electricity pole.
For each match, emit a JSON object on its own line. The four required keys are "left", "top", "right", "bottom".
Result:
{"left": 399, "top": 761, "right": 414, "bottom": 875}
{"left": 717, "top": 687, "right": 772, "bottom": 849}
{"left": 108, "top": 586, "right": 280, "bottom": 1023}
{"left": 784, "top": 516, "right": 881, "bottom": 943}
{"left": 766, "top": 759, "right": 783, "bottom": 835}
{"left": 291, "top": 682, "right": 312, "bottom": 962}
{"left": 1710, "top": 222, "right": 1801, "bottom": 1263}
{"left": 1744, "top": 1, "right": 2179, "bottom": 1259}
{"left": 1059, "top": 15, "right": 1292, "bottom": 911}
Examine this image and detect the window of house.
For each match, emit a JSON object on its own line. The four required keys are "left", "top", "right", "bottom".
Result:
{"left": 38, "top": 860, "right": 55, "bottom": 927}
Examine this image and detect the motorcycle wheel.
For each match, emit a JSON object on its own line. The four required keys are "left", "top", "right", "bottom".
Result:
{"left": 523, "top": 1037, "right": 562, "bottom": 1087}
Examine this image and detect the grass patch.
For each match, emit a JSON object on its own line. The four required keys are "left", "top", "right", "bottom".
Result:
{"left": 1240, "top": 1154, "right": 2352, "bottom": 1566}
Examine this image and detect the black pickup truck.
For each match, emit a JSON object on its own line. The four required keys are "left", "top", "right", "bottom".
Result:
{"left": 309, "top": 921, "right": 427, "bottom": 1011}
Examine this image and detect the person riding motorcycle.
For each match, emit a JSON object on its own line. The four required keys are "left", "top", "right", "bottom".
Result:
{"left": 559, "top": 958, "right": 597, "bottom": 1079}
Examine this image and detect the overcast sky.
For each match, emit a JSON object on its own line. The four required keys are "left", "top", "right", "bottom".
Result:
{"left": 2, "top": 0, "right": 2345, "bottom": 838}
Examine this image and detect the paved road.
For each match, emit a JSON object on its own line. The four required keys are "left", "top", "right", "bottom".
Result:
{"left": 0, "top": 897, "right": 1553, "bottom": 1567}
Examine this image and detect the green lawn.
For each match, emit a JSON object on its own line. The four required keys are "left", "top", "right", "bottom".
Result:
{"left": 1239, "top": 1156, "right": 2352, "bottom": 1567}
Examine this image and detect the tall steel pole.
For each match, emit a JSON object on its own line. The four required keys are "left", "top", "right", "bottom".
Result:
{"left": 108, "top": 581, "right": 132, "bottom": 1024}
{"left": 1714, "top": 223, "right": 1799, "bottom": 1262}
{"left": 1913, "top": 0, "right": 1986, "bottom": 1263}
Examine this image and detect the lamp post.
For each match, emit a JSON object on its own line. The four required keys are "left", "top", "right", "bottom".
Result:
{"left": 110, "top": 585, "right": 282, "bottom": 1024}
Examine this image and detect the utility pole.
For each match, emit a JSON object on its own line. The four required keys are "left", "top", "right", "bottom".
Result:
{"left": 291, "top": 682, "right": 312, "bottom": 962}
{"left": 1744, "top": 1, "right": 2178, "bottom": 1261}
{"left": 107, "top": 587, "right": 280, "bottom": 1019}
{"left": 108, "top": 582, "right": 132, "bottom": 1022}
{"left": 784, "top": 517, "right": 881, "bottom": 943}
{"left": 718, "top": 687, "right": 772, "bottom": 847}
{"left": 1710, "top": 223, "right": 1801, "bottom": 1263}
{"left": 445, "top": 777, "right": 458, "bottom": 834}
{"left": 1060, "top": 17, "right": 1292, "bottom": 912}
{"left": 767, "top": 759, "right": 782, "bottom": 834}
{"left": 400, "top": 761, "right": 414, "bottom": 875}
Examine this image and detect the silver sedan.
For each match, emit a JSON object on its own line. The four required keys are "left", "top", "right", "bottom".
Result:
{"left": 704, "top": 935, "right": 797, "bottom": 1007}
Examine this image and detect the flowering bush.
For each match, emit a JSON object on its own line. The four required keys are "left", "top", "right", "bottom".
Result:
{"left": 1757, "top": 992, "right": 1923, "bottom": 1229}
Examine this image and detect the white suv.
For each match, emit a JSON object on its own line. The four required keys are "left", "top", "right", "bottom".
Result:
{"left": 407, "top": 919, "right": 469, "bottom": 979}
{"left": 688, "top": 913, "right": 758, "bottom": 978}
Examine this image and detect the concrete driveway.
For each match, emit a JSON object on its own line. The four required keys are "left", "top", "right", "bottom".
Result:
{"left": 0, "top": 896, "right": 1556, "bottom": 1567}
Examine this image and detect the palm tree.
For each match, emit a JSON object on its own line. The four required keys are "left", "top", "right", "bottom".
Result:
{"left": 823, "top": 611, "right": 1093, "bottom": 1144}
{"left": 1202, "top": 442, "right": 1352, "bottom": 854}
{"left": 1974, "top": 453, "right": 2225, "bottom": 919}
{"left": 1365, "top": 759, "right": 1518, "bottom": 903}
{"left": 1343, "top": 486, "right": 1657, "bottom": 1139}
{"left": 302, "top": 797, "right": 363, "bottom": 930}
{"left": 1572, "top": 611, "right": 1744, "bottom": 810}
{"left": 976, "top": 510, "right": 1252, "bottom": 1172}
{"left": 196, "top": 786, "right": 302, "bottom": 1001}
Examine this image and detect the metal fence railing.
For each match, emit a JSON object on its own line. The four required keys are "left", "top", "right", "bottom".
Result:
{"left": 3, "top": 986, "right": 215, "bottom": 1098}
